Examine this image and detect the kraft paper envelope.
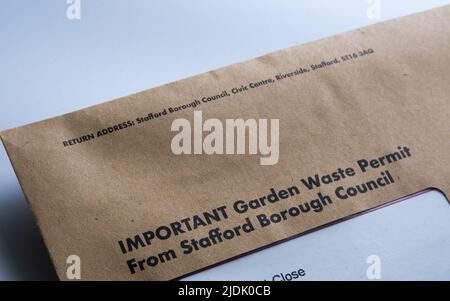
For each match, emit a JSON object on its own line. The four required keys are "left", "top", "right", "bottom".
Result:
{"left": 1, "top": 5, "right": 450, "bottom": 280}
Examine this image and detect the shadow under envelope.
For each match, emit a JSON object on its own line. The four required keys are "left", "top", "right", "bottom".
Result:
{"left": 0, "top": 185, "right": 58, "bottom": 280}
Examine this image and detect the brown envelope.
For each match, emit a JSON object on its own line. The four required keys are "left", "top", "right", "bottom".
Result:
{"left": 1, "top": 5, "right": 450, "bottom": 280}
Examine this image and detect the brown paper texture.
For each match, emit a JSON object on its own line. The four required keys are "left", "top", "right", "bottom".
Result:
{"left": 1, "top": 6, "right": 450, "bottom": 280}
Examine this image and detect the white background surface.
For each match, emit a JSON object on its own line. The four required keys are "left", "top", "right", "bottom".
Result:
{"left": 1, "top": 0, "right": 450, "bottom": 280}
